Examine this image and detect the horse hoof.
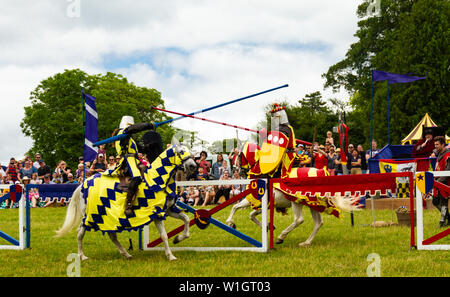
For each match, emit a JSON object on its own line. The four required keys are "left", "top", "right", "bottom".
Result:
{"left": 80, "top": 255, "right": 89, "bottom": 261}
{"left": 299, "top": 242, "right": 311, "bottom": 247}
{"left": 173, "top": 235, "right": 180, "bottom": 244}
{"left": 230, "top": 223, "right": 237, "bottom": 229}
{"left": 169, "top": 255, "right": 177, "bottom": 261}
{"left": 276, "top": 239, "right": 284, "bottom": 244}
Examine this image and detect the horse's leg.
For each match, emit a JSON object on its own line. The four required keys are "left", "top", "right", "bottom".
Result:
{"left": 226, "top": 198, "right": 250, "bottom": 229}
{"left": 108, "top": 232, "right": 132, "bottom": 259}
{"left": 154, "top": 219, "right": 177, "bottom": 261}
{"left": 276, "top": 202, "right": 304, "bottom": 244}
{"left": 249, "top": 209, "right": 262, "bottom": 228}
{"left": 299, "top": 208, "right": 323, "bottom": 247}
{"left": 77, "top": 224, "right": 89, "bottom": 261}
{"left": 168, "top": 210, "right": 191, "bottom": 244}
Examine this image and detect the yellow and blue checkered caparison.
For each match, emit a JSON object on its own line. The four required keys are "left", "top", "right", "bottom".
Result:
{"left": 81, "top": 146, "right": 191, "bottom": 233}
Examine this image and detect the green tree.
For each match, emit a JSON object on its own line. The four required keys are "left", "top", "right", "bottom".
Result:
{"left": 21, "top": 69, "right": 174, "bottom": 168}
{"left": 323, "top": 0, "right": 449, "bottom": 147}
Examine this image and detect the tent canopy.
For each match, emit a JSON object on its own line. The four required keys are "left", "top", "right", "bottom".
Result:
{"left": 401, "top": 113, "right": 449, "bottom": 144}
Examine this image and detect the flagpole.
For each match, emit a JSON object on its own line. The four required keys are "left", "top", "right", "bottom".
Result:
{"left": 370, "top": 70, "right": 376, "bottom": 227}
{"left": 82, "top": 87, "right": 86, "bottom": 182}
{"left": 387, "top": 81, "right": 390, "bottom": 145}
{"left": 370, "top": 70, "right": 374, "bottom": 157}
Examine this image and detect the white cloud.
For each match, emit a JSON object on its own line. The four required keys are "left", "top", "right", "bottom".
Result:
{"left": 0, "top": 0, "right": 360, "bottom": 161}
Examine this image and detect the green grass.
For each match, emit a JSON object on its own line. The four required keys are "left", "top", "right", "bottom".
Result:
{"left": 0, "top": 205, "right": 449, "bottom": 277}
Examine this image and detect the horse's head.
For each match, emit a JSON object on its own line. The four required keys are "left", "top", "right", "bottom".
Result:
{"left": 171, "top": 144, "right": 197, "bottom": 177}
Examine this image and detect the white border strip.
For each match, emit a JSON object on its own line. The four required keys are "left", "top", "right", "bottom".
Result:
{"left": 0, "top": 184, "right": 25, "bottom": 250}
{"left": 143, "top": 179, "right": 269, "bottom": 253}
{"left": 416, "top": 171, "right": 450, "bottom": 250}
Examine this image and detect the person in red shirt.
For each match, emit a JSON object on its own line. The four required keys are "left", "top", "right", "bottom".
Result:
{"left": 433, "top": 136, "right": 450, "bottom": 227}
{"left": 313, "top": 144, "right": 328, "bottom": 170}
{"left": 413, "top": 127, "right": 436, "bottom": 158}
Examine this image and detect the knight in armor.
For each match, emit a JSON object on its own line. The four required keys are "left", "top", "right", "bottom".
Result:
{"left": 251, "top": 103, "right": 296, "bottom": 178}
{"left": 109, "top": 116, "right": 155, "bottom": 215}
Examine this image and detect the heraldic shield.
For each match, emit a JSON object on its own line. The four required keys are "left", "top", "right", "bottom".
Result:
{"left": 259, "top": 130, "right": 288, "bottom": 174}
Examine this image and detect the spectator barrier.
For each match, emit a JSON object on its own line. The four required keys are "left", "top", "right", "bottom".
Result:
{"left": 0, "top": 184, "right": 28, "bottom": 250}
{"left": 414, "top": 171, "right": 450, "bottom": 250}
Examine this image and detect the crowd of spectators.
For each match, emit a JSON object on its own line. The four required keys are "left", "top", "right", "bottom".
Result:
{"left": 293, "top": 132, "right": 381, "bottom": 176}
{"left": 177, "top": 149, "right": 247, "bottom": 207}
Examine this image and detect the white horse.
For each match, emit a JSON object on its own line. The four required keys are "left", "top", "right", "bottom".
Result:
{"left": 227, "top": 149, "right": 359, "bottom": 247}
{"left": 56, "top": 144, "right": 197, "bottom": 261}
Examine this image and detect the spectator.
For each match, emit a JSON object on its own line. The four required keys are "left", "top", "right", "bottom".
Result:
{"left": 230, "top": 169, "right": 244, "bottom": 200}
{"left": 5, "top": 158, "right": 19, "bottom": 184}
{"left": 1, "top": 175, "right": 14, "bottom": 209}
{"left": 90, "top": 154, "right": 107, "bottom": 174}
{"left": 137, "top": 153, "right": 149, "bottom": 167}
{"left": 365, "top": 139, "right": 380, "bottom": 162}
{"left": 51, "top": 172, "right": 61, "bottom": 184}
{"left": 211, "top": 154, "right": 224, "bottom": 180}
{"left": 334, "top": 148, "right": 343, "bottom": 175}
{"left": 0, "top": 163, "right": 6, "bottom": 180}
{"left": 30, "top": 172, "right": 41, "bottom": 185}
{"left": 313, "top": 144, "right": 328, "bottom": 170}
{"left": 97, "top": 144, "right": 107, "bottom": 158}
{"left": 350, "top": 149, "right": 362, "bottom": 175}
{"left": 326, "top": 131, "right": 334, "bottom": 146}
{"left": 37, "top": 160, "right": 51, "bottom": 182}
{"left": 219, "top": 160, "right": 231, "bottom": 178}
{"left": 201, "top": 185, "right": 216, "bottom": 207}
{"left": 344, "top": 144, "right": 354, "bottom": 175}
{"left": 186, "top": 186, "right": 200, "bottom": 206}
{"left": 228, "top": 148, "right": 239, "bottom": 170}
{"left": 76, "top": 163, "right": 89, "bottom": 180}
{"left": 327, "top": 146, "right": 338, "bottom": 175}
{"left": 42, "top": 174, "right": 57, "bottom": 207}
{"left": 357, "top": 144, "right": 367, "bottom": 174}
{"left": 213, "top": 170, "right": 232, "bottom": 204}
{"left": 177, "top": 186, "right": 188, "bottom": 204}
{"left": 413, "top": 128, "right": 435, "bottom": 158}
{"left": 107, "top": 155, "right": 117, "bottom": 170}
{"left": 65, "top": 173, "right": 78, "bottom": 184}
{"left": 33, "top": 153, "right": 42, "bottom": 170}
{"left": 196, "top": 151, "right": 211, "bottom": 177}
{"left": 54, "top": 160, "right": 71, "bottom": 183}
{"left": 19, "top": 160, "right": 36, "bottom": 181}
{"left": 43, "top": 173, "right": 55, "bottom": 185}
{"left": 196, "top": 167, "right": 208, "bottom": 181}
{"left": 24, "top": 175, "right": 39, "bottom": 208}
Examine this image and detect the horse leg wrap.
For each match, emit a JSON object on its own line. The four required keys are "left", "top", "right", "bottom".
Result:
{"left": 440, "top": 205, "right": 448, "bottom": 227}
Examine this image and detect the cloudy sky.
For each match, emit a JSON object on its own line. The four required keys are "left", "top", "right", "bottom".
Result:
{"left": 0, "top": 0, "right": 360, "bottom": 163}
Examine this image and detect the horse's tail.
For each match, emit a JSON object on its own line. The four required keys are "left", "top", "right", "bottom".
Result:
{"left": 331, "top": 193, "right": 361, "bottom": 213}
{"left": 55, "top": 185, "right": 83, "bottom": 237}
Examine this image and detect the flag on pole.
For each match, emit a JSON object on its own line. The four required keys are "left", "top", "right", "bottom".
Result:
{"left": 372, "top": 70, "right": 427, "bottom": 84}
{"left": 83, "top": 92, "right": 98, "bottom": 162}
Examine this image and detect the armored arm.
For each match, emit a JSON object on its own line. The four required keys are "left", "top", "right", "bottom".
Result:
{"left": 124, "top": 122, "right": 155, "bottom": 135}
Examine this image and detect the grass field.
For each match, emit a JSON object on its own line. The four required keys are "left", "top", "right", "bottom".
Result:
{"left": 0, "top": 204, "right": 449, "bottom": 277}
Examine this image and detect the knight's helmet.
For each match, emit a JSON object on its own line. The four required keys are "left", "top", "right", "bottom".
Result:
{"left": 119, "top": 115, "right": 135, "bottom": 129}
{"left": 270, "top": 103, "right": 289, "bottom": 129}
